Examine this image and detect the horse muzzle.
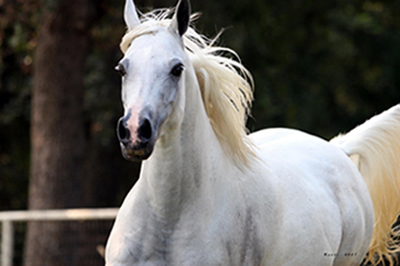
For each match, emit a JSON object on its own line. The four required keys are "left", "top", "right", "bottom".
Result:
{"left": 116, "top": 114, "right": 155, "bottom": 161}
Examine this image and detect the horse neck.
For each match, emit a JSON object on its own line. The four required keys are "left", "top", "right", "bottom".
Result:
{"left": 139, "top": 67, "right": 225, "bottom": 222}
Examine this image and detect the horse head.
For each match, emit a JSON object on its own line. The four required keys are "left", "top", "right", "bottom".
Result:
{"left": 116, "top": 0, "right": 191, "bottom": 161}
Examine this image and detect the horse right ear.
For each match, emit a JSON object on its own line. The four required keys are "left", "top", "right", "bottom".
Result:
{"left": 124, "top": 0, "right": 140, "bottom": 30}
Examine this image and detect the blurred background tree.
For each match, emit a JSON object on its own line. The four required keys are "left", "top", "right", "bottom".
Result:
{"left": 0, "top": 0, "right": 399, "bottom": 265}
{"left": 24, "top": 0, "right": 102, "bottom": 264}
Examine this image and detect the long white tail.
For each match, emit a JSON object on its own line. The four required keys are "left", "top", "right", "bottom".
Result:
{"left": 330, "top": 104, "right": 400, "bottom": 266}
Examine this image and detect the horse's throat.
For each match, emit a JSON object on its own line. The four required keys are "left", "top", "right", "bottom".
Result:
{"left": 143, "top": 115, "right": 214, "bottom": 219}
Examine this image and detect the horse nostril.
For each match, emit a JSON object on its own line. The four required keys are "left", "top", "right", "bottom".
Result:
{"left": 138, "top": 119, "right": 152, "bottom": 142}
{"left": 117, "top": 117, "right": 130, "bottom": 144}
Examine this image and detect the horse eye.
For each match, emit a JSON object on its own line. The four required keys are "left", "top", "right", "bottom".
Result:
{"left": 115, "top": 64, "right": 126, "bottom": 77}
{"left": 171, "top": 64, "right": 184, "bottom": 77}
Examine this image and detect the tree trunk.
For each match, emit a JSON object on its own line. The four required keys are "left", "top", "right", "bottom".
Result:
{"left": 25, "top": 0, "right": 98, "bottom": 265}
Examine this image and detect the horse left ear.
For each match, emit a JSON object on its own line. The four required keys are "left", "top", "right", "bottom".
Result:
{"left": 170, "top": 0, "right": 191, "bottom": 36}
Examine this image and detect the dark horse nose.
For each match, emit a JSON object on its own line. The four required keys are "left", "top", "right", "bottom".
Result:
{"left": 117, "top": 116, "right": 153, "bottom": 147}
{"left": 138, "top": 118, "right": 152, "bottom": 143}
{"left": 117, "top": 117, "right": 130, "bottom": 146}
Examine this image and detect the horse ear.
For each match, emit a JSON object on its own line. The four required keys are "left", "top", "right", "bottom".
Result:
{"left": 170, "top": 0, "right": 191, "bottom": 36}
{"left": 124, "top": 0, "right": 140, "bottom": 30}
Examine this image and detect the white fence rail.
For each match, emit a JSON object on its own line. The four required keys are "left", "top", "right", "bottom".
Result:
{"left": 0, "top": 208, "right": 119, "bottom": 266}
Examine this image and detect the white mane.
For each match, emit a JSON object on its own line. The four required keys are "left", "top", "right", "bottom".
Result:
{"left": 120, "top": 9, "right": 256, "bottom": 168}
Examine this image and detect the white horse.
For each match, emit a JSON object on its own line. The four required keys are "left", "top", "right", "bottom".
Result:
{"left": 105, "top": 0, "right": 400, "bottom": 265}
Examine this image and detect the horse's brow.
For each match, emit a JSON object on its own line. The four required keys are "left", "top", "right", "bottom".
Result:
{"left": 129, "top": 30, "right": 158, "bottom": 43}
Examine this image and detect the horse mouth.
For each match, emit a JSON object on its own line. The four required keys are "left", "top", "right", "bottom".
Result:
{"left": 117, "top": 113, "right": 157, "bottom": 161}
{"left": 120, "top": 142, "right": 154, "bottom": 161}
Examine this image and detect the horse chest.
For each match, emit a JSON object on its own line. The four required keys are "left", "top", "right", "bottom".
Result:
{"left": 120, "top": 225, "right": 221, "bottom": 265}
{"left": 115, "top": 206, "right": 266, "bottom": 266}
